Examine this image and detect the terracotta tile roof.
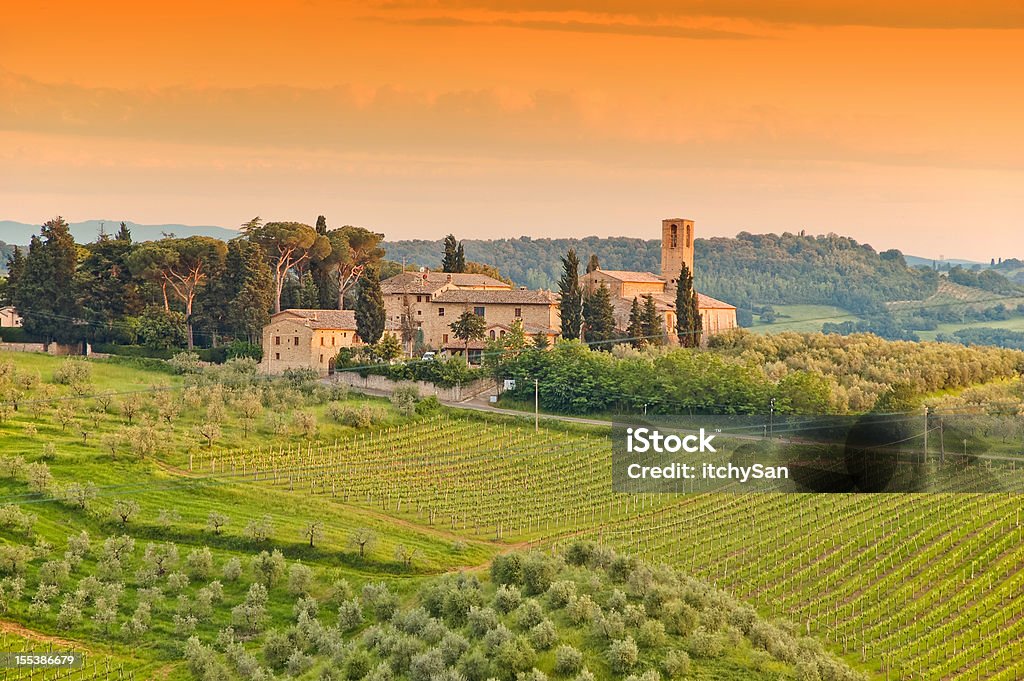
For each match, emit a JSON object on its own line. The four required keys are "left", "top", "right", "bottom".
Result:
{"left": 381, "top": 271, "right": 511, "bottom": 294}
{"left": 432, "top": 289, "right": 559, "bottom": 305}
{"left": 696, "top": 293, "right": 736, "bottom": 309}
{"left": 271, "top": 309, "right": 357, "bottom": 330}
{"left": 589, "top": 269, "right": 666, "bottom": 283}
{"left": 271, "top": 309, "right": 403, "bottom": 332}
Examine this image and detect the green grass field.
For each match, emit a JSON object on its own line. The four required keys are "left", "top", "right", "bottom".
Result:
{"left": 749, "top": 305, "right": 861, "bottom": 334}
{"left": 916, "top": 316, "right": 1024, "bottom": 341}
{"left": 3, "top": 350, "right": 1024, "bottom": 679}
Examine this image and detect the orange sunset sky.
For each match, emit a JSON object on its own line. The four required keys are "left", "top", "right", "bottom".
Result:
{"left": 2, "top": 1, "right": 1022, "bottom": 259}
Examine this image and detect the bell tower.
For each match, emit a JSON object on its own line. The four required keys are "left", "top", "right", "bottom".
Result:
{"left": 661, "top": 218, "right": 694, "bottom": 286}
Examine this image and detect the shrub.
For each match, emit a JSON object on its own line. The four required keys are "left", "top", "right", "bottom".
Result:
{"left": 493, "top": 636, "right": 537, "bottom": 680}
{"left": 54, "top": 359, "right": 91, "bottom": 385}
{"left": 688, "top": 628, "right": 724, "bottom": 659}
{"left": 222, "top": 557, "right": 243, "bottom": 582}
{"left": 546, "top": 580, "right": 577, "bottom": 609}
{"left": 494, "top": 584, "right": 522, "bottom": 613}
{"left": 606, "top": 637, "right": 639, "bottom": 675}
{"left": 168, "top": 352, "right": 203, "bottom": 374}
{"left": 553, "top": 645, "right": 583, "bottom": 675}
{"left": 660, "top": 649, "right": 690, "bottom": 679}
{"left": 337, "top": 598, "right": 364, "bottom": 631}
{"left": 515, "top": 600, "right": 545, "bottom": 630}
{"left": 529, "top": 619, "right": 558, "bottom": 651}
{"left": 409, "top": 649, "right": 445, "bottom": 681}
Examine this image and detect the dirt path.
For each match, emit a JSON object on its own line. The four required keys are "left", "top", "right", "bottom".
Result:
{"left": 0, "top": 620, "right": 85, "bottom": 649}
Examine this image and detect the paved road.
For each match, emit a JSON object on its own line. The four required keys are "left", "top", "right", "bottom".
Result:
{"left": 330, "top": 380, "right": 613, "bottom": 428}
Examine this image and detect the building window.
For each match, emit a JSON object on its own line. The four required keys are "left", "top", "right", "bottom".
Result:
{"left": 319, "top": 354, "right": 324, "bottom": 363}
{"left": 332, "top": 336, "right": 336, "bottom": 346}
{"left": 686, "top": 224, "right": 691, "bottom": 248}
{"left": 438, "top": 307, "right": 445, "bottom": 317}
{"left": 275, "top": 336, "right": 280, "bottom": 345}
{"left": 489, "top": 330, "right": 496, "bottom": 340}
{"left": 294, "top": 336, "right": 299, "bottom": 346}
{"left": 417, "top": 310, "right": 422, "bottom": 316}
{"left": 425, "top": 295, "right": 431, "bottom": 301}
{"left": 275, "top": 353, "right": 280, "bottom": 360}
{"left": 474, "top": 306, "right": 485, "bottom": 317}
{"left": 443, "top": 333, "right": 449, "bottom": 344}
{"left": 670, "top": 224, "right": 678, "bottom": 248}
{"left": 416, "top": 295, "right": 422, "bottom": 302}
{"left": 514, "top": 308, "right": 522, "bottom": 318}
{"left": 320, "top": 337, "right": 324, "bottom": 346}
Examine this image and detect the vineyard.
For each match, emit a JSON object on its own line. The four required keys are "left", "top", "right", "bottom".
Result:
{"left": 178, "top": 415, "right": 678, "bottom": 542}
{"left": 174, "top": 415, "right": 1024, "bottom": 680}
{"left": 0, "top": 632, "right": 144, "bottom": 681}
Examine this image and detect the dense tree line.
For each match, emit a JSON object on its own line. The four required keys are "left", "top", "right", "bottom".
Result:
{"left": 383, "top": 236, "right": 663, "bottom": 291}
{"left": 946, "top": 265, "right": 1024, "bottom": 295}
{"left": 696, "top": 232, "right": 939, "bottom": 316}
{"left": 2, "top": 217, "right": 384, "bottom": 353}
{"left": 493, "top": 331, "right": 1024, "bottom": 415}
{"left": 382, "top": 233, "right": 942, "bottom": 315}
{"left": 936, "top": 327, "right": 1024, "bottom": 351}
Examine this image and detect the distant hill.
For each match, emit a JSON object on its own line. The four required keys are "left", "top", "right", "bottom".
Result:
{"left": 384, "top": 232, "right": 941, "bottom": 314}
{"left": 904, "top": 254, "right": 985, "bottom": 269}
{"left": 0, "top": 220, "right": 239, "bottom": 245}
{"left": 383, "top": 236, "right": 663, "bottom": 291}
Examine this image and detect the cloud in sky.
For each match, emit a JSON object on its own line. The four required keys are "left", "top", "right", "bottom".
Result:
{"left": 368, "top": 15, "right": 761, "bottom": 40}
{"left": 393, "top": 0, "right": 1024, "bottom": 29}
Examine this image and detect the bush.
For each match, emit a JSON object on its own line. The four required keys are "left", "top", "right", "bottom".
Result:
{"left": 168, "top": 352, "right": 203, "bottom": 374}
{"left": 226, "top": 340, "right": 263, "bottom": 361}
{"left": 606, "top": 637, "right": 639, "bottom": 675}
{"left": 494, "top": 584, "right": 522, "bottom": 613}
{"left": 528, "top": 619, "right": 558, "bottom": 651}
{"left": 660, "top": 649, "right": 690, "bottom": 679}
{"left": 53, "top": 358, "right": 91, "bottom": 385}
{"left": 553, "top": 645, "right": 583, "bottom": 675}
{"left": 688, "top": 628, "right": 724, "bottom": 659}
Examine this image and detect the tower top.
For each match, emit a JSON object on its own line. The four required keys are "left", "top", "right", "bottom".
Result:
{"left": 661, "top": 218, "right": 695, "bottom": 285}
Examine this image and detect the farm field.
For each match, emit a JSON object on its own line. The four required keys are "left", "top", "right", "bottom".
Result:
{"left": 749, "top": 305, "right": 860, "bottom": 333}
{"left": 3, "top": 350, "right": 1024, "bottom": 679}
{"left": 916, "top": 316, "right": 1024, "bottom": 342}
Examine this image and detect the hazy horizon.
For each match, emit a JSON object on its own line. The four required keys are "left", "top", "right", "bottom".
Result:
{"left": 3, "top": 1, "right": 1023, "bottom": 261}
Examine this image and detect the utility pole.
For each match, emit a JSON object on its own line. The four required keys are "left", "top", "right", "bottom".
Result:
{"left": 534, "top": 379, "right": 539, "bottom": 432}
{"left": 939, "top": 417, "right": 945, "bottom": 465}
{"left": 769, "top": 397, "right": 775, "bottom": 440}
{"left": 923, "top": 406, "right": 928, "bottom": 464}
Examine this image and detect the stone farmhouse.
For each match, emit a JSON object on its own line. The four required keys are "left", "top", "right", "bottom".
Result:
{"left": 381, "top": 271, "right": 560, "bottom": 361}
{"left": 258, "top": 309, "right": 395, "bottom": 375}
{"left": 582, "top": 218, "right": 737, "bottom": 340}
{"left": 0, "top": 306, "right": 23, "bottom": 328}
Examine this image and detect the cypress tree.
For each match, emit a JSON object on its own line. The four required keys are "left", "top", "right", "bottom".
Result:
{"left": 442, "top": 234, "right": 461, "bottom": 273}
{"left": 583, "top": 283, "right": 617, "bottom": 349}
{"left": 354, "top": 265, "right": 385, "bottom": 345}
{"left": 115, "top": 222, "right": 132, "bottom": 242}
{"left": 675, "top": 261, "right": 703, "bottom": 347}
{"left": 626, "top": 297, "right": 644, "bottom": 348}
{"left": 642, "top": 294, "right": 663, "bottom": 346}
{"left": 558, "top": 249, "right": 584, "bottom": 340}
{"left": 455, "top": 242, "right": 466, "bottom": 273}
{"left": 311, "top": 215, "right": 339, "bottom": 307}
{"left": 586, "top": 254, "right": 600, "bottom": 273}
